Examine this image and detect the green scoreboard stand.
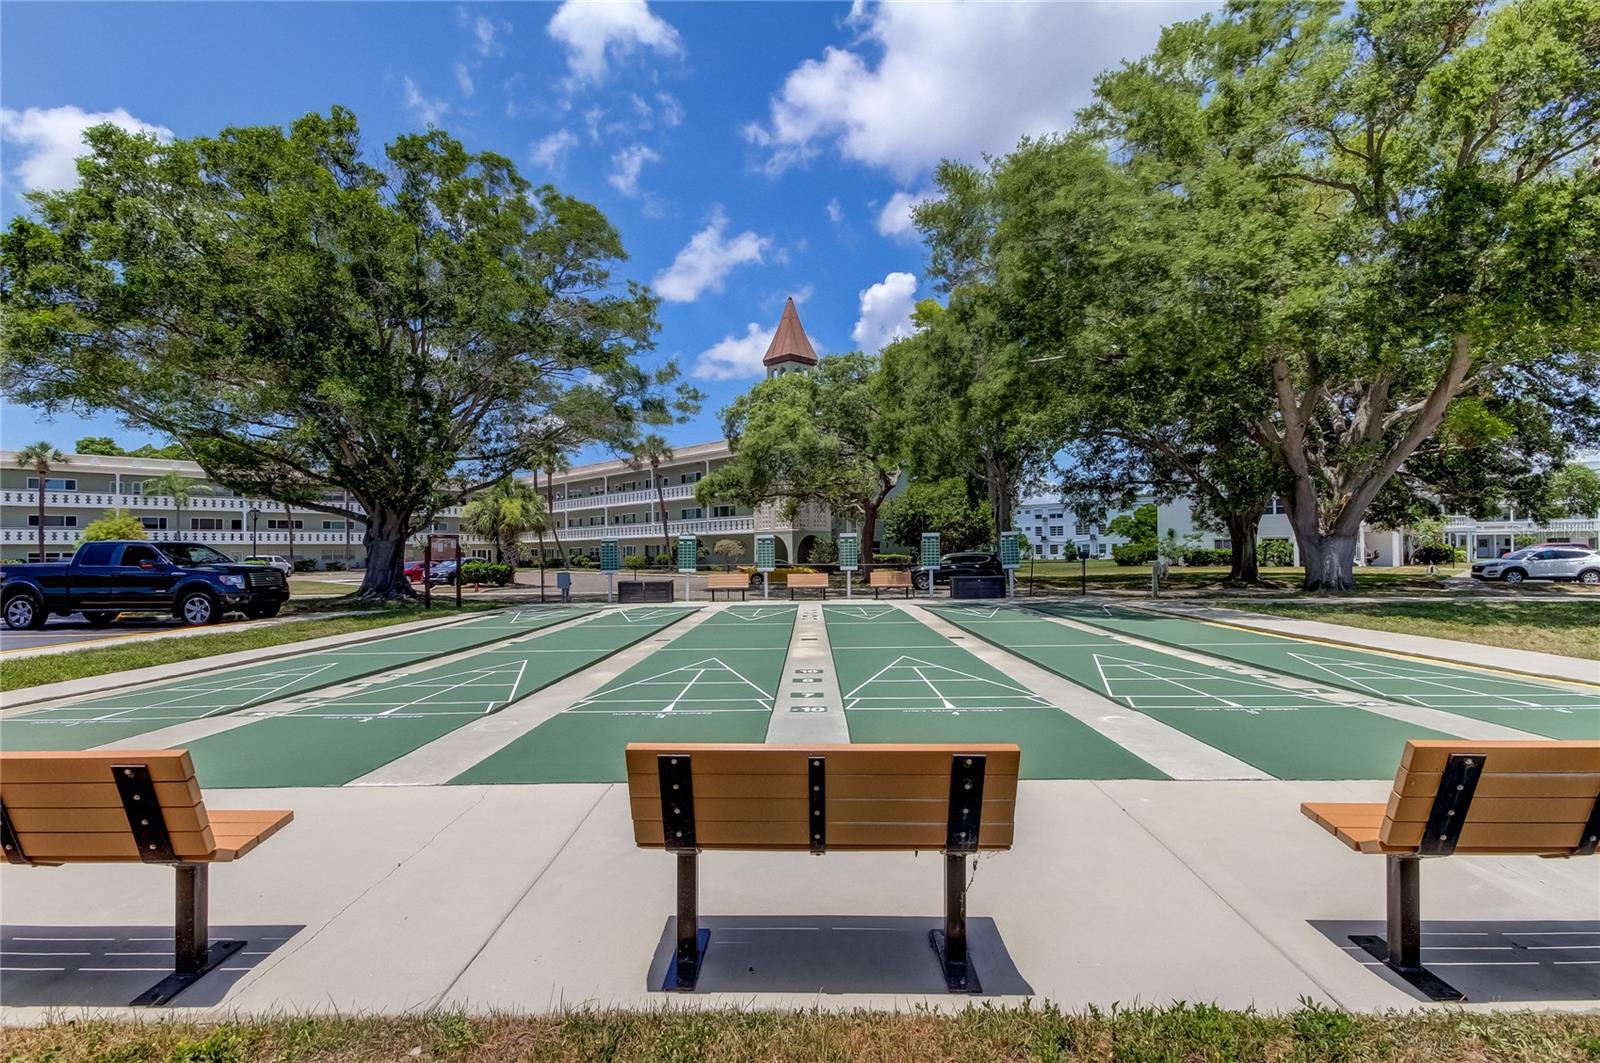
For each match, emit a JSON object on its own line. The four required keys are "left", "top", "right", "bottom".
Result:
{"left": 755, "top": 534, "right": 776, "bottom": 571}
{"left": 677, "top": 535, "right": 699, "bottom": 574}
{"left": 920, "top": 532, "right": 940, "bottom": 598}
{"left": 838, "top": 532, "right": 860, "bottom": 597}
{"left": 600, "top": 539, "right": 620, "bottom": 573}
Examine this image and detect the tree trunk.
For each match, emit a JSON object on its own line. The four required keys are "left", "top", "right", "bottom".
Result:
{"left": 655, "top": 471, "right": 671, "bottom": 565}
{"left": 860, "top": 499, "right": 880, "bottom": 575}
{"left": 355, "top": 506, "right": 416, "bottom": 599}
{"left": 35, "top": 480, "right": 45, "bottom": 563}
{"left": 545, "top": 465, "right": 565, "bottom": 562}
{"left": 1288, "top": 508, "right": 1359, "bottom": 592}
{"left": 284, "top": 505, "right": 295, "bottom": 562}
{"left": 1224, "top": 509, "right": 1263, "bottom": 584}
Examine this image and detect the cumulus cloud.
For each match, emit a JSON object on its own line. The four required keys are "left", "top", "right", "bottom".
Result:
{"left": 746, "top": 0, "right": 1187, "bottom": 179}
{"left": 608, "top": 143, "right": 660, "bottom": 197}
{"left": 692, "top": 322, "right": 776, "bottom": 380}
{"left": 455, "top": 63, "right": 476, "bottom": 97}
{"left": 530, "top": 129, "right": 578, "bottom": 171}
{"left": 826, "top": 197, "right": 844, "bottom": 224}
{"left": 402, "top": 77, "right": 449, "bottom": 126}
{"left": 460, "top": 9, "right": 511, "bottom": 56}
{"left": 852, "top": 271, "right": 920, "bottom": 353}
{"left": 876, "top": 189, "right": 935, "bottom": 240}
{"left": 653, "top": 208, "right": 771, "bottom": 303}
{"left": 0, "top": 105, "right": 172, "bottom": 192}
{"left": 547, "top": 0, "right": 683, "bottom": 86}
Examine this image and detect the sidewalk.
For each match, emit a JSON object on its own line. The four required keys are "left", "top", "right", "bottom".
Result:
{"left": 1155, "top": 602, "right": 1599, "bottom": 686}
{"left": 2, "top": 780, "right": 1593, "bottom": 1021}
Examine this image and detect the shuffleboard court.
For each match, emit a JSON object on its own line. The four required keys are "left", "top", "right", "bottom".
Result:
{"left": 934, "top": 604, "right": 1459, "bottom": 779}
{"left": 453, "top": 605, "right": 798, "bottom": 784}
{"left": 0, "top": 607, "right": 594, "bottom": 751}
{"left": 182, "top": 607, "right": 694, "bottom": 787}
{"left": 823, "top": 604, "right": 1164, "bottom": 780}
{"left": 1040, "top": 603, "right": 1600, "bottom": 740}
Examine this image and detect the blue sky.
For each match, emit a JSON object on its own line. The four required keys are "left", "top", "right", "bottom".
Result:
{"left": 1, "top": 0, "right": 1201, "bottom": 462}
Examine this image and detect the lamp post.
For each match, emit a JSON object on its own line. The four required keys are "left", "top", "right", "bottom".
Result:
{"left": 248, "top": 507, "right": 260, "bottom": 558}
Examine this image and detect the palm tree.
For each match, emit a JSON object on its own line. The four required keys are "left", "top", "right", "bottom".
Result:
{"left": 15, "top": 442, "right": 67, "bottom": 562}
{"left": 461, "top": 477, "right": 548, "bottom": 569}
{"left": 539, "top": 450, "right": 572, "bottom": 563}
{"left": 141, "top": 471, "right": 209, "bottom": 541}
{"left": 629, "top": 434, "right": 675, "bottom": 565}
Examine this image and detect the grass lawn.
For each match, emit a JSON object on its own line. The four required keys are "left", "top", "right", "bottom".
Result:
{"left": 0, "top": 602, "right": 494, "bottom": 692}
{"left": 4, "top": 1005, "right": 1596, "bottom": 1062}
{"left": 1245, "top": 599, "right": 1600, "bottom": 660}
{"left": 286, "top": 578, "right": 359, "bottom": 596}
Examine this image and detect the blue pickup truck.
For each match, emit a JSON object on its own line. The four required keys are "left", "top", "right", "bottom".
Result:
{"left": 0, "top": 540, "right": 290, "bottom": 630}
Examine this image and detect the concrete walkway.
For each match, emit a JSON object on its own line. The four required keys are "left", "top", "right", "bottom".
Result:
{"left": 2, "top": 780, "right": 1594, "bottom": 1021}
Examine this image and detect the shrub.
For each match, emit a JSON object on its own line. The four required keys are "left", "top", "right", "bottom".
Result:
{"left": 1112, "top": 543, "right": 1157, "bottom": 566}
{"left": 459, "top": 559, "right": 513, "bottom": 586}
{"left": 806, "top": 535, "right": 837, "bottom": 564}
{"left": 567, "top": 553, "right": 596, "bottom": 569}
{"left": 873, "top": 553, "right": 911, "bottom": 566}
{"left": 80, "top": 508, "right": 149, "bottom": 542}
{"left": 622, "top": 554, "right": 650, "bottom": 573}
{"left": 1180, "top": 547, "right": 1231, "bottom": 566}
{"left": 323, "top": 560, "right": 346, "bottom": 572}
{"left": 291, "top": 558, "right": 318, "bottom": 572}
{"left": 1412, "top": 544, "right": 1454, "bottom": 565}
{"left": 1256, "top": 538, "right": 1294, "bottom": 566}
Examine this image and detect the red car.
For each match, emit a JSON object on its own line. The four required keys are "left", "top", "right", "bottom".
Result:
{"left": 403, "top": 560, "right": 425, "bottom": 582}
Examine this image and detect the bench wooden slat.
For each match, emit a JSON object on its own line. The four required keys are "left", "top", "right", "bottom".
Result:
{"left": 209, "top": 810, "right": 295, "bottom": 860}
{"left": 1384, "top": 794, "right": 1596, "bottom": 823}
{"left": 6, "top": 805, "right": 209, "bottom": 833}
{"left": 625, "top": 743, "right": 1021, "bottom": 778}
{"left": 627, "top": 772, "right": 1020, "bottom": 802}
{"left": 869, "top": 571, "right": 912, "bottom": 586}
{"left": 1401, "top": 741, "right": 1600, "bottom": 774}
{"left": 706, "top": 574, "right": 747, "bottom": 588}
{"left": 1393, "top": 770, "right": 1600, "bottom": 799}
{"left": 0, "top": 750, "right": 198, "bottom": 784}
{"left": 628, "top": 795, "right": 1016, "bottom": 824}
{"left": 787, "top": 573, "right": 828, "bottom": 588}
{"left": 0, "top": 779, "right": 206, "bottom": 809}
{"left": 13, "top": 828, "right": 218, "bottom": 862}
{"left": 633, "top": 819, "right": 1014, "bottom": 850}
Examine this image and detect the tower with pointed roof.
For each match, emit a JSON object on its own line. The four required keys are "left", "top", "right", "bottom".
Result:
{"left": 763, "top": 296, "right": 818, "bottom": 379}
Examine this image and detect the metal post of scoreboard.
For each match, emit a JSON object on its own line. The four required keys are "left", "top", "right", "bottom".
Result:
{"left": 600, "top": 538, "right": 620, "bottom": 603}
{"left": 755, "top": 534, "right": 775, "bottom": 601}
{"left": 920, "top": 532, "right": 940, "bottom": 599}
{"left": 838, "top": 532, "right": 860, "bottom": 599}
{"left": 999, "top": 531, "right": 1021, "bottom": 599}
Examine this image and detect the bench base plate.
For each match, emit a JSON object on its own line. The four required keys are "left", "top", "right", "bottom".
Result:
{"left": 131, "top": 939, "right": 247, "bottom": 1007}
{"left": 930, "top": 930, "right": 981, "bottom": 994}
{"left": 1349, "top": 935, "right": 1464, "bottom": 1002}
{"left": 664, "top": 928, "right": 710, "bottom": 992}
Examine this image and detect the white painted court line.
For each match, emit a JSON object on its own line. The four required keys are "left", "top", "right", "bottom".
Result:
{"left": 1287, "top": 652, "right": 1597, "bottom": 711}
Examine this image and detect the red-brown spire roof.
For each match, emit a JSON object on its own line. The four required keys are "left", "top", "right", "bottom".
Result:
{"left": 762, "top": 297, "right": 818, "bottom": 367}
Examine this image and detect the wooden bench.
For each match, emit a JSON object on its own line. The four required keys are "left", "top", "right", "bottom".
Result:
{"left": 1303, "top": 739, "right": 1600, "bottom": 1001}
{"left": 0, "top": 750, "right": 294, "bottom": 1006}
{"left": 627, "top": 742, "right": 1020, "bottom": 993}
{"left": 786, "top": 572, "right": 829, "bottom": 599}
{"left": 869, "top": 569, "right": 913, "bottom": 598}
{"left": 706, "top": 572, "right": 748, "bottom": 601}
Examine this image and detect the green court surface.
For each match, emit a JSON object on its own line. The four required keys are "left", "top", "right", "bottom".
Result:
{"left": 453, "top": 605, "right": 798, "bottom": 784}
{"left": 1040, "top": 602, "right": 1600, "bottom": 741}
{"left": 0, "top": 607, "right": 593, "bottom": 751}
{"left": 823, "top": 604, "right": 1165, "bottom": 780}
{"left": 934, "top": 604, "right": 1459, "bottom": 780}
{"left": 183, "top": 607, "right": 693, "bottom": 787}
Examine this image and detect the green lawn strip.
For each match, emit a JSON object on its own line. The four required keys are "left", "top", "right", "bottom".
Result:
{"left": 1, "top": 607, "right": 592, "bottom": 751}
{"left": 823, "top": 605, "right": 1164, "bottom": 780}
{"left": 1044, "top": 602, "right": 1600, "bottom": 741}
{"left": 8, "top": 1004, "right": 1597, "bottom": 1063}
{"left": 1244, "top": 600, "right": 1600, "bottom": 661}
{"left": 935, "top": 605, "right": 1457, "bottom": 780}
{"left": 184, "top": 608, "right": 694, "bottom": 787}
{"left": 454, "top": 605, "right": 796, "bottom": 784}
{"left": 0, "top": 602, "right": 503, "bottom": 692}
{"left": 1013, "top": 562, "right": 1454, "bottom": 594}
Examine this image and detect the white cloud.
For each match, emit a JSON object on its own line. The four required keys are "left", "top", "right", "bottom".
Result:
{"left": 547, "top": 0, "right": 683, "bottom": 86}
{"left": 0, "top": 105, "right": 172, "bottom": 192}
{"left": 455, "top": 63, "right": 476, "bottom": 97}
{"left": 876, "top": 189, "right": 934, "bottom": 240}
{"left": 460, "top": 9, "right": 511, "bottom": 56}
{"left": 654, "top": 208, "right": 772, "bottom": 303}
{"left": 852, "top": 271, "right": 919, "bottom": 353}
{"left": 608, "top": 143, "right": 660, "bottom": 197}
{"left": 402, "top": 77, "right": 449, "bottom": 126}
{"left": 692, "top": 322, "right": 776, "bottom": 380}
{"left": 826, "top": 197, "right": 844, "bottom": 224}
{"left": 656, "top": 91, "right": 685, "bottom": 128}
{"left": 530, "top": 129, "right": 578, "bottom": 171}
{"left": 746, "top": 0, "right": 1190, "bottom": 180}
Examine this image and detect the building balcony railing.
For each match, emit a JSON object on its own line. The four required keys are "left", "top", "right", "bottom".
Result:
{"left": 0, "top": 490, "right": 466, "bottom": 519}
{"left": 547, "top": 483, "right": 698, "bottom": 512}
{"left": 2, "top": 527, "right": 492, "bottom": 551}
{"left": 551, "top": 517, "right": 755, "bottom": 541}
{"left": 1442, "top": 516, "right": 1600, "bottom": 534}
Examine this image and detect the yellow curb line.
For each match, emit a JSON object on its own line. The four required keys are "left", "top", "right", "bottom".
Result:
{"left": 1131, "top": 605, "right": 1600, "bottom": 694}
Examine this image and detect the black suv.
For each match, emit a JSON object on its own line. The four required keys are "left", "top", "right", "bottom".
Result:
{"left": 912, "top": 551, "right": 1004, "bottom": 591}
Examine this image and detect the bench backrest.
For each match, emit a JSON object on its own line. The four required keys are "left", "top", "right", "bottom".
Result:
{"left": 1381, "top": 740, "right": 1600, "bottom": 856}
{"left": 706, "top": 573, "right": 746, "bottom": 589}
{"left": 626, "top": 743, "right": 1019, "bottom": 852}
{"left": 787, "top": 573, "right": 828, "bottom": 588}
{"left": 870, "top": 570, "right": 912, "bottom": 587}
{"left": 0, "top": 750, "right": 216, "bottom": 864}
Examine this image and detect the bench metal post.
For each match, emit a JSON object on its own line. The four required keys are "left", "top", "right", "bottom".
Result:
{"left": 673, "top": 851, "right": 703, "bottom": 991}
{"left": 175, "top": 863, "right": 210, "bottom": 972}
{"left": 1385, "top": 855, "right": 1421, "bottom": 971}
{"left": 659, "top": 754, "right": 708, "bottom": 991}
{"left": 931, "top": 753, "right": 986, "bottom": 993}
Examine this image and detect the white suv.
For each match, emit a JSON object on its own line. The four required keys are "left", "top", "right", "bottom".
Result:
{"left": 1471, "top": 546, "right": 1600, "bottom": 585}
{"left": 244, "top": 555, "right": 294, "bottom": 575}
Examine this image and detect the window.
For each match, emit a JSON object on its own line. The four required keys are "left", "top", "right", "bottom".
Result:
{"left": 680, "top": 472, "right": 702, "bottom": 484}
{"left": 1098, "top": 543, "right": 1108, "bottom": 556}
{"left": 1049, "top": 544, "right": 1060, "bottom": 557}
{"left": 1074, "top": 523, "right": 1087, "bottom": 535}
{"left": 1048, "top": 512, "right": 1063, "bottom": 520}
{"left": 190, "top": 518, "right": 224, "bottom": 530}
{"left": 1268, "top": 496, "right": 1286, "bottom": 515}
{"left": 1050, "top": 526, "right": 1064, "bottom": 537}
{"left": 267, "top": 519, "right": 304, "bottom": 530}
{"left": 1214, "top": 538, "right": 1231, "bottom": 550}
{"left": 140, "top": 516, "right": 168, "bottom": 530}
{"left": 120, "top": 544, "right": 162, "bottom": 566}
{"left": 323, "top": 520, "right": 346, "bottom": 530}
{"left": 229, "top": 519, "right": 242, "bottom": 530}
{"left": 680, "top": 508, "right": 703, "bottom": 520}
{"left": 76, "top": 543, "right": 116, "bottom": 566}
{"left": 712, "top": 505, "right": 735, "bottom": 518}
{"left": 26, "top": 477, "right": 77, "bottom": 491}
{"left": 26, "top": 514, "right": 77, "bottom": 527}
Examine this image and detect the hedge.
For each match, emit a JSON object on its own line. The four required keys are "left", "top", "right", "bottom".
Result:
{"left": 460, "top": 560, "right": 513, "bottom": 586}
{"left": 1112, "top": 543, "right": 1157, "bottom": 566}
